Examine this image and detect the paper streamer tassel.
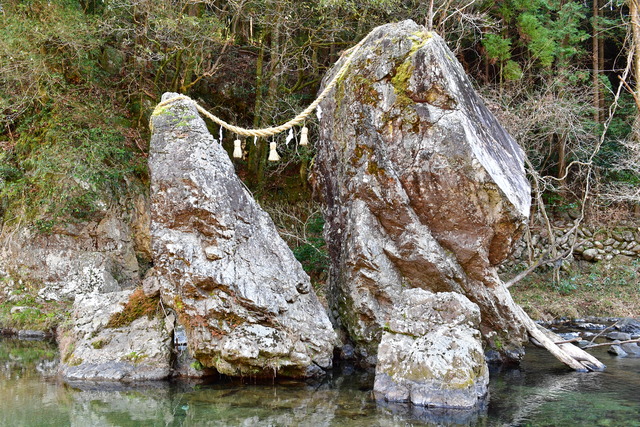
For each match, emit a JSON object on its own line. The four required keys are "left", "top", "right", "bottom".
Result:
{"left": 299, "top": 126, "right": 309, "bottom": 146}
{"left": 268, "top": 142, "right": 281, "bottom": 162}
{"left": 286, "top": 129, "right": 294, "bottom": 146}
{"left": 233, "top": 139, "right": 242, "bottom": 159}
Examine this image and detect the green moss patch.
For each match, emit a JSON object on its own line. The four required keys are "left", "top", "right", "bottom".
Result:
{"left": 0, "top": 290, "right": 71, "bottom": 333}
{"left": 91, "top": 339, "right": 108, "bottom": 349}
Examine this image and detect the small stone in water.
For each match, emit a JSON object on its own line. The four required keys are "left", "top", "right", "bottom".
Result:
{"left": 340, "top": 344, "right": 356, "bottom": 360}
{"left": 574, "top": 323, "right": 607, "bottom": 330}
{"left": 608, "top": 344, "right": 628, "bottom": 357}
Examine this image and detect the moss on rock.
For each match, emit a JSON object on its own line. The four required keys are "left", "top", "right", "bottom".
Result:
{"left": 106, "top": 288, "right": 159, "bottom": 329}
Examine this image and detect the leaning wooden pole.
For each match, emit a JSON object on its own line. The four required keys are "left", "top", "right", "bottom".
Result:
{"left": 515, "top": 305, "right": 605, "bottom": 371}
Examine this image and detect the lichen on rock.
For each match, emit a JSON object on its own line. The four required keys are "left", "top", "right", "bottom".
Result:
{"left": 373, "top": 289, "right": 488, "bottom": 409}
{"left": 58, "top": 288, "right": 173, "bottom": 382}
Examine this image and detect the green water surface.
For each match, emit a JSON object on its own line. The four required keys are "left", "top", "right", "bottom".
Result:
{"left": 1, "top": 337, "right": 639, "bottom": 426}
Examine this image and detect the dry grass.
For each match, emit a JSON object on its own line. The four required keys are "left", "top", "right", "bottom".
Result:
{"left": 106, "top": 288, "right": 159, "bottom": 329}
{"left": 507, "top": 257, "right": 640, "bottom": 321}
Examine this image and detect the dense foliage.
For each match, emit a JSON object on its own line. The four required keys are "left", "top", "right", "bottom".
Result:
{"left": 1, "top": 0, "right": 639, "bottom": 235}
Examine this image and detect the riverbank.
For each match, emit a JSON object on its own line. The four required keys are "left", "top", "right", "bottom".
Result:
{"left": 507, "top": 256, "right": 640, "bottom": 321}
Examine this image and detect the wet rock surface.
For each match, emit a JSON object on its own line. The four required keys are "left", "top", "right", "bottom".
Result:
{"left": 58, "top": 289, "right": 173, "bottom": 381}
{"left": 148, "top": 93, "right": 336, "bottom": 378}
{"left": 616, "top": 318, "right": 640, "bottom": 336}
{"left": 313, "top": 20, "right": 531, "bottom": 363}
{"left": 373, "top": 289, "right": 488, "bottom": 409}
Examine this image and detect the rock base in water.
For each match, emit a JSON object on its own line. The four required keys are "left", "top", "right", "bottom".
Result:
{"left": 373, "top": 289, "right": 488, "bottom": 409}
{"left": 58, "top": 289, "right": 173, "bottom": 381}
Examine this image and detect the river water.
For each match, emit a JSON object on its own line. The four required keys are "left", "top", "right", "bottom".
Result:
{"left": 1, "top": 337, "right": 639, "bottom": 426}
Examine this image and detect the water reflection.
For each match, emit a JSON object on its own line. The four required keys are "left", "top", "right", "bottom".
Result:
{"left": 1, "top": 337, "right": 639, "bottom": 426}
{"left": 376, "top": 400, "right": 487, "bottom": 426}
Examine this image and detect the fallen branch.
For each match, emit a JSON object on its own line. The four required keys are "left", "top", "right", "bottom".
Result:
{"left": 588, "top": 320, "right": 620, "bottom": 346}
{"left": 583, "top": 338, "right": 640, "bottom": 349}
{"left": 518, "top": 308, "right": 606, "bottom": 371}
{"left": 554, "top": 337, "right": 582, "bottom": 345}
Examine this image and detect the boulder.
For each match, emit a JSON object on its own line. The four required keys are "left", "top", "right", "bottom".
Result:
{"left": 620, "top": 342, "right": 640, "bottom": 356}
{"left": 313, "top": 20, "right": 530, "bottom": 362}
{"left": 608, "top": 344, "right": 629, "bottom": 357}
{"left": 313, "top": 20, "right": 605, "bottom": 373}
{"left": 148, "top": 93, "right": 336, "bottom": 378}
{"left": 606, "top": 331, "right": 631, "bottom": 341}
{"left": 374, "top": 289, "right": 488, "bottom": 409}
{"left": 58, "top": 288, "right": 173, "bottom": 381}
{"left": 616, "top": 318, "right": 640, "bottom": 336}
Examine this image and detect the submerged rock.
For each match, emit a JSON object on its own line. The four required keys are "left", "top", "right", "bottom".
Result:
{"left": 148, "top": 93, "right": 336, "bottom": 378}
{"left": 374, "top": 289, "right": 488, "bottom": 409}
{"left": 58, "top": 289, "right": 173, "bottom": 381}
{"left": 313, "top": 20, "right": 530, "bottom": 364}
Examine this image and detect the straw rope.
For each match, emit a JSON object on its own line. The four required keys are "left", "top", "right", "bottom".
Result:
{"left": 152, "top": 34, "right": 371, "bottom": 138}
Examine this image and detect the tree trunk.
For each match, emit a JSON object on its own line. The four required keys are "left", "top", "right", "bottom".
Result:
{"left": 629, "top": 0, "right": 640, "bottom": 140}
{"left": 593, "top": 0, "right": 601, "bottom": 123}
{"left": 247, "top": 4, "right": 283, "bottom": 191}
{"left": 599, "top": 1, "right": 606, "bottom": 122}
{"left": 247, "top": 38, "right": 268, "bottom": 189}
{"left": 557, "top": 135, "right": 567, "bottom": 192}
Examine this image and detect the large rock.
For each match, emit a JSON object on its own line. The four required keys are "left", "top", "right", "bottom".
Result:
{"left": 148, "top": 93, "right": 336, "bottom": 378}
{"left": 616, "top": 318, "right": 640, "bottom": 337}
{"left": 58, "top": 288, "right": 173, "bottom": 381}
{"left": 313, "top": 20, "right": 531, "bottom": 363}
{"left": 374, "top": 289, "right": 488, "bottom": 409}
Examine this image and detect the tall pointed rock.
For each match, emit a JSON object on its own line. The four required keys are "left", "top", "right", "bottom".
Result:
{"left": 313, "top": 20, "right": 530, "bottom": 363}
{"left": 148, "top": 93, "right": 336, "bottom": 378}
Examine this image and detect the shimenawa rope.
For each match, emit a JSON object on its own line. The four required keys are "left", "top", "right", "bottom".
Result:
{"left": 151, "top": 33, "right": 371, "bottom": 159}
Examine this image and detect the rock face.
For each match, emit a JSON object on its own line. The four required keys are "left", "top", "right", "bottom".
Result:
{"left": 313, "top": 20, "right": 531, "bottom": 363}
{"left": 0, "top": 195, "right": 149, "bottom": 303}
{"left": 58, "top": 289, "right": 173, "bottom": 381}
{"left": 374, "top": 289, "right": 488, "bottom": 408}
{"left": 148, "top": 93, "right": 336, "bottom": 378}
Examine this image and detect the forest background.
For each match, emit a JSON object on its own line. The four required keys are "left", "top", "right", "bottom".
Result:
{"left": 1, "top": 0, "right": 639, "bottom": 319}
